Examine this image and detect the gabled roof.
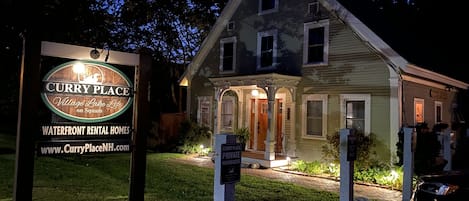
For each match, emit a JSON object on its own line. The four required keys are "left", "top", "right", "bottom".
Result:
{"left": 180, "top": 0, "right": 468, "bottom": 89}
{"left": 179, "top": 0, "right": 241, "bottom": 86}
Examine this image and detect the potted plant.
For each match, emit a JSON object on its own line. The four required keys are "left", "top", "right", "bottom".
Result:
{"left": 234, "top": 127, "right": 250, "bottom": 151}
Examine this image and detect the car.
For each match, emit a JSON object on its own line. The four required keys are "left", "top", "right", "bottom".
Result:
{"left": 412, "top": 170, "right": 469, "bottom": 201}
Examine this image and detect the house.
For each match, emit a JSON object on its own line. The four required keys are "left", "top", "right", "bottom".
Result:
{"left": 179, "top": 0, "right": 468, "bottom": 167}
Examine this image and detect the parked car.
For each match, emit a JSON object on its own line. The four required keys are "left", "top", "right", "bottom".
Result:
{"left": 412, "top": 170, "right": 469, "bottom": 201}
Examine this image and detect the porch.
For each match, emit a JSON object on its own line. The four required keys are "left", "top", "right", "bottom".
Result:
{"left": 242, "top": 150, "right": 290, "bottom": 168}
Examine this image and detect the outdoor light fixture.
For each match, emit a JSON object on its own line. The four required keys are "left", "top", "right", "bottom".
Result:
{"left": 90, "top": 48, "right": 100, "bottom": 59}
{"left": 72, "top": 62, "right": 85, "bottom": 74}
{"left": 251, "top": 89, "right": 259, "bottom": 97}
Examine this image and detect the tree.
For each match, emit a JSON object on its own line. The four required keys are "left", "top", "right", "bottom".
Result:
{"left": 0, "top": 0, "right": 228, "bottom": 131}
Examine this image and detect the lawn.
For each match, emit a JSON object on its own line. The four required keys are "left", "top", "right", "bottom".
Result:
{"left": 0, "top": 133, "right": 339, "bottom": 201}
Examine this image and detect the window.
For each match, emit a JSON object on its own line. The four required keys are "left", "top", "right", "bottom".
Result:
{"left": 302, "top": 94, "right": 328, "bottom": 138}
{"left": 303, "top": 20, "right": 329, "bottom": 66}
{"left": 308, "top": 1, "right": 319, "bottom": 16}
{"left": 220, "top": 37, "right": 236, "bottom": 73}
{"left": 258, "top": 0, "right": 278, "bottom": 15}
{"left": 414, "top": 98, "right": 424, "bottom": 124}
{"left": 227, "top": 21, "right": 235, "bottom": 31}
{"left": 257, "top": 30, "right": 277, "bottom": 70}
{"left": 435, "top": 101, "right": 443, "bottom": 124}
{"left": 221, "top": 96, "right": 235, "bottom": 131}
{"left": 197, "top": 96, "right": 212, "bottom": 128}
{"left": 340, "top": 94, "right": 370, "bottom": 135}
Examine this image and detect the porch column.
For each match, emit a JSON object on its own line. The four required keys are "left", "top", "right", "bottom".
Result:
{"left": 265, "top": 86, "right": 277, "bottom": 160}
{"left": 214, "top": 87, "right": 227, "bottom": 135}
{"left": 287, "top": 87, "right": 297, "bottom": 157}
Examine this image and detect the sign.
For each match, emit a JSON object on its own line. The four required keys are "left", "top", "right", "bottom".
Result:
{"left": 37, "top": 139, "right": 130, "bottom": 155}
{"left": 220, "top": 143, "right": 242, "bottom": 184}
{"left": 41, "top": 60, "right": 133, "bottom": 123}
{"left": 347, "top": 135, "right": 357, "bottom": 161}
{"left": 40, "top": 124, "right": 131, "bottom": 138}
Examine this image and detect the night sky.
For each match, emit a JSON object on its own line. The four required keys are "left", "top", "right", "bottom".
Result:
{"left": 339, "top": 0, "right": 469, "bottom": 83}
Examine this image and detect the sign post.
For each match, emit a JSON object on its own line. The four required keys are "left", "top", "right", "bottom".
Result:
{"left": 214, "top": 134, "right": 242, "bottom": 201}
{"left": 402, "top": 127, "right": 415, "bottom": 201}
{"left": 340, "top": 129, "right": 356, "bottom": 201}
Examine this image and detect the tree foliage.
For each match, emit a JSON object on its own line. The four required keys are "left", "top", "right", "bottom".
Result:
{"left": 0, "top": 0, "right": 228, "bottom": 127}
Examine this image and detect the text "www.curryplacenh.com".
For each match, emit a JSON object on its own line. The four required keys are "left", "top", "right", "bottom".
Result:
{"left": 39, "top": 143, "right": 130, "bottom": 155}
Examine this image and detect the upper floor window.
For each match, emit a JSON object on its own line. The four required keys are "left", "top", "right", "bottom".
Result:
{"left": 435, "top": 101, "right": 443, "bottom": 124}
{"left": 340, "top": 94, "right": 370, "bottom": 135}
{"left": 257, "top": 29, "right": 278, "bottom": 70}
{"left": 227, "top": 21, "right": 235, "bottom": 32}
{"left": 308, "top": 1, "right": 320, "bottom": 16}
{"left": 303, "top": 20, "right": 329, "bottom": 66}
{"left": 220, "top": 37, "right": 236, "bottom": 73}
{"left": 302, "top": 94, "right": 328, "bottom": 139}
{"left": 258, "top": 0, "right": 279, "bottom": 15}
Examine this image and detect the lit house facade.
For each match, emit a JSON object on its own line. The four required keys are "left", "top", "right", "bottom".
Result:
{"left": 180, "top": 0, "right": 468, "bottom": 166}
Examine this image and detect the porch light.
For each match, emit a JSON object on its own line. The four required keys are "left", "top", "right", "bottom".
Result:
{"left": 251, "top": 89, "right": 259, "bottom": 97}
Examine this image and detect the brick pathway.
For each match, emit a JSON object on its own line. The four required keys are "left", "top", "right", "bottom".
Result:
{"left": 173, "top": 155, "right": 402, "bottom": 201}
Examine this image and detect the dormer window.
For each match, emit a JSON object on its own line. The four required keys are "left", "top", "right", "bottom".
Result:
{"left": 258, "top": 0, "right": 279, "bottom": 15}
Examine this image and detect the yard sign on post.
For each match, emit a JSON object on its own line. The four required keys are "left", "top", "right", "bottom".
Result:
{"left": 14, "top": 40, "right": 151, "bottom": 201}
{"left": 214, "top": 134, "right": 242, "bottom": 201}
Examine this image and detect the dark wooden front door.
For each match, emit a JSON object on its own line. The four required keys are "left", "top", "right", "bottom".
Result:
{"left": 250, "top": 99, "right": 282, "bottom": 152}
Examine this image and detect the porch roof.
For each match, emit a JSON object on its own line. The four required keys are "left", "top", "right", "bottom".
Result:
{"left": 208, "top": 73, "right": 301, "bottom": 88}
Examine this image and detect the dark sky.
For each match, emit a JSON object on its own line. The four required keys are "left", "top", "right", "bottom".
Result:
{"left": 339, "top": 0, "right": 469, "bottom": 84}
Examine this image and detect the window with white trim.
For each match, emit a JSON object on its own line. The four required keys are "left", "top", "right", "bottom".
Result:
{"left": 435, "top": 101, "right": 442, "bottom": 124}
{"left": 257, "top": 29, "right": 278, "bottom": 70}
{"left": 303, "top": 20, "right": 329, "bottom": 66}
{"left": 258, "top": 0, "right": 278, "bottom": 15}
{"left": 308, "top": 1, "right": 319, "bottom": 16}
{"left": 340, "top": 94, "right": 370, "bottom": 135}
{"left": 221, "top": 96, "right": 235, "bottom": 131}
{"left": 197, "top": 96, "right": 212, "bottom": 128}
{"left": 219, "top": 37, "right": 236, "bottom": 73}
{"left": 302, "top": 94, "right": 328, "bottom": 138}
{"left": 414, "top": 98, "right": 424, "bottom": 125}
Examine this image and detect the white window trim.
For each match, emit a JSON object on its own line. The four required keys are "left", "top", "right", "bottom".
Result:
{"left": 340, "top": 94, "right": 371, "bottom": 135}
{"left": 258, "top": 0, "right": 279, "bottom": 15}
{"left": 302, "top": 94, "right": 328, "bottom": 139}
{"left": 303, "top": 19, "right": 329, "bottom": 66}
{"left": 414, "top": 98, "right": 425, "bottom": 125}
{"left": 197, "top": 96, "right": 212, "bottom": 128}
{"left": 219, "top": 37, "right": 237, "bottom": 74}
{"left": 308, "top": 1, "right": 319, "bottom": 15}
{"left": 221, "top": 96, "right": 236, "bottom": 132}
{"left": 435, "top": 101, "right": 442, "bottom": 124}
{"left": 227, "top": 21, "right": 235, "bottom": 31}
{"left": 257, "top": 29, "right": 278, "bottom": 70}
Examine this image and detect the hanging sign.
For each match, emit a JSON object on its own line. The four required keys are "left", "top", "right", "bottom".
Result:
{"left": 41, "top": 60, "right": 133, "bottom": 123}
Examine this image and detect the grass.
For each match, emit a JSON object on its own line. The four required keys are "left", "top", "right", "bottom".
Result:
{"left": 0, "top": 133, "right": 339, "bottom": 201}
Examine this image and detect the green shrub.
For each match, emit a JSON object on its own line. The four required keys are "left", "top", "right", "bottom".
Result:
{"left": 321, "top": 130, "right": 377, "bottom": 169}
{"left": 291, "top": 160, "right": 403, "bottom": 190}
{"left": 176, "top": 120, "right": 211, "bottom": 154}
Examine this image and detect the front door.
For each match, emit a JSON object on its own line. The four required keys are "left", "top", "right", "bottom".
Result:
{"left": 250, "top": 99, "right": 282, "bottom": 152}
